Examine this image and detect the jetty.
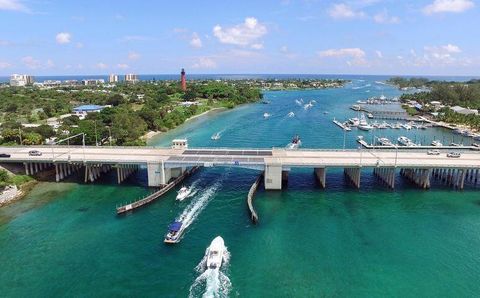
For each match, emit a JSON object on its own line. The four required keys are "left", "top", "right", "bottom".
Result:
{"left": 247, "top": 173, "right": 263, "bottom": 224}
{"left": 116, "top": 166, "right": 198, "bottom": 214}
{"left": 333, "top": 119, "right": 351, "bottom": 131}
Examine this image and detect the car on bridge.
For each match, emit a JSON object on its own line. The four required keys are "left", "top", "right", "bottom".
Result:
{"left": 427, "top": 149, "right": 440, "bottom": 155}
{"left": 0, "top": 153, "right": 11, "bottom": 158}
{"left": 28, "top": 150, "right": 42, "bottom": 156}
{"left": 447, "top": 152, "right": 461, "bottom": 158}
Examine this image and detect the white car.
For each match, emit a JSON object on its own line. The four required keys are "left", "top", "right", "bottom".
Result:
{"left": 427, "top": 149, "right": 440, "bottom": 155}
{"left": 447, "top": 152, "right": 461, "bottom": 158}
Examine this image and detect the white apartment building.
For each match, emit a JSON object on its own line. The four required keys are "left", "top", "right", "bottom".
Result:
{"left": 125, "top": 73, "right": 139, "bottom": 84}
{"left": 10, "top": 74, "right": 35, "bottom": 86}
{"left": 109, "top": 74, "right": 119, "bottom": 83}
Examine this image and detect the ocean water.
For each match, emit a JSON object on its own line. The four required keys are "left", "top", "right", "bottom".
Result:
{"left": 1, "top": 78, "right": 480, "bottom": 297}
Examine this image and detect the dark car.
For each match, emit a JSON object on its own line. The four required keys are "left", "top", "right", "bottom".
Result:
{"left": 0, "top": 153, "right": 11, "bottom": 158}
{"left": 28, "top": 150, "right": 42, "bottom": 156}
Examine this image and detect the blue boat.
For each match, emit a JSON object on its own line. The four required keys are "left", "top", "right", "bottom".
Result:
{"left": 164, "top": 221, "right": 184, "bottom": 244}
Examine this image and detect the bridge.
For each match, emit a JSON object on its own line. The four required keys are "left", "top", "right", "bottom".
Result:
{"left": 1, "top": 144, "right": 480, "bottom": 190}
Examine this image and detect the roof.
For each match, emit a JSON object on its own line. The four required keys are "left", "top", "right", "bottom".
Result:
{"left": 168, "top": 222, "right": 182, "bottom": 232}
{"left": 73, "top": 105, "right": 104, "bottom": 111}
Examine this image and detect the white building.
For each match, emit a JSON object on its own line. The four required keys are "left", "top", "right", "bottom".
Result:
{"left": 450, "top": 106, "right": 478, "bottom": 115}
{"left": 125, "top": 73, "right": 139, "bottom": 84}
{"left": 10, "top": 74, "right": 35, "bottom": 86}
{"left": 82, "top": 79, "right": 105, "bottom": 86}
{"left": 109, "top": 74, "right": 119, "bottom": 83}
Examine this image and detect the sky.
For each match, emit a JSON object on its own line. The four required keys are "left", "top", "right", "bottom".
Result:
{"left": 0, "top": 0, "right": 479, "bottom": 76}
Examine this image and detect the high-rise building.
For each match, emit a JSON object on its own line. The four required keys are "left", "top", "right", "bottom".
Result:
{"left": 180, "top": 68, "right": 186, "bottom": 91}
{"left": 10, "top": 74, "right": 35, "bottom": 86}
{"left": 109, "top": 74, "right": 119, "bottom": 83}
{"left": 125, "top": 73, "right": 139, "bottom": 84}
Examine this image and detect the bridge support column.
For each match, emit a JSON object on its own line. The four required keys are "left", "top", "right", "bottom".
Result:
{"left": 344, "top": 167, "right": 361, "bottom": 188}
{"left": 314, "top": 168, "right": 326, "bottom": 188}
{"left": 147, "top": 162, "right": 171, "bottom": 187}
{"left": 375, "top": 167, "right": 395, "bottom": 189}
{"left": 24, "top": 163, "right": 29, "bottom": 175}
{"left": 264, "top": 164, "right": 282, "bottom": 190}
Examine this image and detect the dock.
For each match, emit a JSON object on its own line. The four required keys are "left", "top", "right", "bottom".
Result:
{"left": 116, "top": 166, "right": 199, "bottom": 215}
{"left": 333, "top": 119, "right": 351, "bottom": 131}
{"left": 247, "top": 173, "right": 263, "bottom": 224}
{"left": 357, "top": 139, "right": 480, "bottom": 151}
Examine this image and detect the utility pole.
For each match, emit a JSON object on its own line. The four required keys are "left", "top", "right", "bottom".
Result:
{"left": 18, "top": 128, "right": 23, "bottom": 145}
{"left": 94, "top": 120, "right": 98, "bottom": 146}
{"left": 107, "top": 126, "right": 112, "bottom": 147}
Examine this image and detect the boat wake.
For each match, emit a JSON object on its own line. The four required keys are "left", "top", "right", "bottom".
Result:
{"left": 175, "top": 183, "right": 220, "bottom": 235}
{"left": 189, "top": 244, "right": 231, "bottom": 298}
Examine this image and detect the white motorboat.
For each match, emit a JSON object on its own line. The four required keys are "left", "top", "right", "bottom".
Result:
{"left": 367, "top": 113, "right": 374, "bottom": 119}
{"left": 398, "top": 136, "right": 412, "bottom": 146}
{"left": 211, "top": 132, "right": 221, "bottom": 140}
{"left": 295, "top": 99, "right": 304, "bottom": 106}
{"left": 348, "top": 117, "right": 360, "bottom": 127}
{"left": 287, "top": 135, "right": 302, "bottom": 149}
{"left": 206, "top": 236, "right": 226, "bottom": 270}
{"left": 377, "top": 137, "right": 394, "bottom": 146}
{"left": 431, "top": 140, "right": 443, "bottom": 147}
{"left": 402, "top": 124, "right": 412, "bottom": 130}
{"left": 303, "top": 103, "right": 313, "bottom": 110}
{"left": 351, "top": 104, "right": 361, "bottom": 111}
{"left": 263, "top": 112, "right": 271, "bottom": 118}
{"left": 176, "top": 186, "right": 192, "bottom": 201}
{"left": 358, "top": 124, "right": 374, "bottom": 131}
{"left": 287, "top": 112, "right": 295, "bottom": 117}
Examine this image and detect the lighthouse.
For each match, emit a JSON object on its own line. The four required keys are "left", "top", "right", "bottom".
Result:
{"left": 180, "top": 68, "right": 186, "bottom": 91}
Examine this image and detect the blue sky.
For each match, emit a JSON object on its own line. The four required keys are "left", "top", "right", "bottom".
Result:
{"left": 0, "top": 0, "right": 479, "bottom": 75}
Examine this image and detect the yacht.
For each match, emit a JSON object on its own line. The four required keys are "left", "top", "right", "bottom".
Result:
{"left": 263, "top": 112, "right": 271, "bottom": 118}
{"left": 367, "top": 113, "right": 374, "bottom": 119}
{"left": 431, "top": 140, "right": 443, "bottom": 147}
{"left": 287, "top": 112, "right": 295, "bottom": 117}
{"left": 402, "top": 124, "right": 412, "bottom": 130}
{"left": 398, "top": 136, "right": 413, "bottom": 146}
{"left": 348, "top": 117, "right": 360, "bottom": 127}
{"left": 358, "top": 124, "right": 374, "bottom": 131}
{"left": 287, "top": 135, "right": 302, "bottom": 149}
{"left": 351, "top": 104, "right": 361, "bottom": 111}
{"left": 206, "top": 236, "right": 226, "bottom": 270}
{"left": 211, "top": 132, "right": 221, "bottom": 140}
{"left": 377, "top": 137, "right": 394, "bottom": 146}
{"left": 176, "top": 186, "right": 192, "bottom": 201}
{"left": 164, "top": 217, "right": 186, "bottom": 244}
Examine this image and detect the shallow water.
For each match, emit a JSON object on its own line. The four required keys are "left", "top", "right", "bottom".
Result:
{"left": 1, "top": 77, "right": 480, "bottom": 297}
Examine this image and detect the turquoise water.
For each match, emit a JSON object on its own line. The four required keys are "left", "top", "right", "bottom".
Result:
{"left": 1, "top": 79, "right": 480, "bottom": 297}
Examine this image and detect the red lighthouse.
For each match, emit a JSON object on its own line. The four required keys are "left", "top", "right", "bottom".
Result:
{"left": 180, "top": 68, "right": 186, "bottom": 91}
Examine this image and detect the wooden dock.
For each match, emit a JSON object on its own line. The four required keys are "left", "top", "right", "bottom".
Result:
{"left": 116, "top": 167, "right": 199, "bottom": 215}
{"left": 247, "top": 173, "right": 263, "bottom": 224}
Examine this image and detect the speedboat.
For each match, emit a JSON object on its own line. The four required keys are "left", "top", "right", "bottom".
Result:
{"left": 206, "top": 236, "right": 225, "bottom": 270}
{"left": 295, "top": 99, "right": 303, "bottom": 106}
{"left": 176, "top": 186, "right": 191, "bottom": 201}
{"left": 358, "top": 124, "right": 374, "bottom": 131}
{"left": 431, "top": 140, "right": 443, "bottom": 147}
{"left": 287, "top": 112, "right": 295, "bottom": 117}
{"left": 367, "top": 113, "right": 374, "bottom": 119}
{"left": 402, "top": 124, "right": 412, "bottom": 130}
{"left": 164, "top": 218, "right": 185, "bottom": 244}
{"left": 211, "top": 132, "right": 221, "bottom": 140}
{"left": 351, "top": 104, "right": 361, "bottom": 111}
{"left": 398, "top": 136, "right": 412, "bottom": 146}
{"left": 348, "top": 117, "right": 360, "bottom": 127}
{"left": 287, "top": 135, "right": 302, "bottom": 149}
{"left": 263, "top": 112, "right": 271, "bottom": 118}
{"left": 303, "top": 103, "right": 313, "bottom": 110}
{"left": 377, "top": 137, "right": 393, "bottom": 146}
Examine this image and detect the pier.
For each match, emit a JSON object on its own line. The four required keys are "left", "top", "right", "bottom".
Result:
{"left": 247, "top": 173, "right": 263, "bottom": 224}
{"left": 116, "top": 166, "right": 198, "bottom": 214}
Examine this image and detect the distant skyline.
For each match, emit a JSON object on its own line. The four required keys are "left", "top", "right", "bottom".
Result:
{"left": 0, "top": 0, "right": 479, "bottom": 76}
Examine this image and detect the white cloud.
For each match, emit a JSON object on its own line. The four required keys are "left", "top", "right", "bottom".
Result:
{"left": 21, "top": 56, "right": 41, "bottom": 69}
{"left": 423, "top": 0, "right": 474, "bottom": 15}
{"left": 128, "top": 51, "right": 140, "bottom": 60}
{"left": 373, "top": 10, "right": 400, "bottom": 24}
{"left": 95, "top": 62, "right": 108, "bottom": 69}
{"left": 318, "top": 48, "right": 367, "bottom": 65}
{"left": 0, "top": 0, "right": 29, "bottom": 12}
{"left": 375, "top": 50, "right": 383, "bottom": 58}
{"left": 190, "top": 32, "right": 203, "bottom": 48}
{"left": 213, "top": 17, "right": 267, "bottom": 46}
{"left": 117, "top": 63, "right": 129, "bottom": 69}
{"left": 328, "top": 4, "right": 365, "bottom": 19}
{"left": 56, "top": 32, "right": 72, "bottom": 44}
{"left": 0, "top": 61, "right": 11, "bottom": 69}
{"left": 251, "top": 43, "right": 264, "bottom": 50}
{"left": 192, "top": 57, "right": 217, "bottom": 69}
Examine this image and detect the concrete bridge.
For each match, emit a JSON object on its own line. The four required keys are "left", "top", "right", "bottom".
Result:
{"left": 1, "top": 144, "right": 480, "bottom": 190}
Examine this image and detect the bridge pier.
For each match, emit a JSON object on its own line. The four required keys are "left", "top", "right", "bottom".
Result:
{"left": 374, "top": 167, "right": 395, "bottom": 189}
{"left": 116, "top": 164, "right": 138, "bottom": 184}
{"left": 264, "top": 164, "right": 282, "bottom": 190}
{"left": 24, "top": 162, "right": 53, "bottom": 176}
{"left": 146, "top": 162, "right": 187, "bottom": 187}
{"left": 344, "top": 167, "right": 361, "bottom": 188}
{"left": 314, "top": 168, "right": 327, "bottom": 188}
{"left": 401, "top": 168, "right": 430, "bottom": 189}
